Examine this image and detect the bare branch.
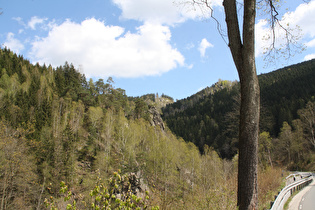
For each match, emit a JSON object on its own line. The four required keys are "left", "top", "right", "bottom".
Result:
{"left": 179, "top": 0, "right": 304, "bottom": 66}
{"left": 258, "top": 0, "right": 304, "bottom": 66}
{"left": 176, "top": 0, "right": 228, "bottom": 45}
{"left": 200, "top": 0, "right": 229, "bottom": 45}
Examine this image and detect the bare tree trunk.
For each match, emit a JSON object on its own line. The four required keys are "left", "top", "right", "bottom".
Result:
{"left": 268, "top": 149, "right": 273, "bottom": 168}
{"left": 223, "top": 0, "right": 259, "bottom": 209}
{"left": 237, "top": 64, "right": 260, "bottom": 210}
{"left": 37, "top": 177, "right": 46, "bottom": 210}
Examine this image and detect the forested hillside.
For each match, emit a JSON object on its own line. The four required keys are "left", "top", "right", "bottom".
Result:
{"left": 0, "top": 47, "right": 306, "bottom": 209}
{"left": 162, "top": 80, "right": 240, "bottom": 158}
{"left": 162, "top": 59, "right": 315, "bottom": 169}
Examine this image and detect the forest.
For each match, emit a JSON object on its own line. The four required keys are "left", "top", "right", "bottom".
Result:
{"left": 162, "top": 60, "right": 315, "bottom": 170}
{"left": 0, "top": 47, "right": 312, "bottom": 209}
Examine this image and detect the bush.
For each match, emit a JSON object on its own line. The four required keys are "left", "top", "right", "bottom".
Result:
{"left": 44, "top": 170, "right": 159, "bottom": 210}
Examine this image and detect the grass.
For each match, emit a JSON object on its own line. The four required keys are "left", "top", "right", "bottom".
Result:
{"left": 283, "top": 190, "right": 300, "bottom": 210}
{"left": 258, "top": 167, "right": 288, "bottom": 210}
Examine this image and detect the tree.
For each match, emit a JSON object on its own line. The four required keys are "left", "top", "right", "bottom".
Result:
{"left": 291, "top": 119, "right": 305, "bottom": 167}
{"left": 259, "top": 132, "right": 273, "bottom": 168}
{"left": 134, "top": 98, "right": 149, "bottom": 120}
{"left": 277, "top": 121, "right": 293, "bottom": 165}
{"left": 184, "top": 0, "right": 301, "bottom": 209}
{"left": 0, "top": 121, "right": 38, "bottom": 209}
{"left": 298, "top": 101, "right": 315, "bottom": 148}
{"left": 224, "top": 2, "right": 260, "bottom": 208}
{"left": 183, "top": 0, "right": 258, "bottom": 208}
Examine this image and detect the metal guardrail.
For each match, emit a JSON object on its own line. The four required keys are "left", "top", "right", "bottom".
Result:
{"left": 270, "top": 172, "right": 313, "bottom": 210}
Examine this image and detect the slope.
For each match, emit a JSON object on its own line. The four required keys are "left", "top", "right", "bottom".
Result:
{"left": 162, "top": 59, "right": 315, "bottom": 159}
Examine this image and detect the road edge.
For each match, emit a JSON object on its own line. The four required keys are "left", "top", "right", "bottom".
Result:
{"left": 288, "top": 176, "right": 314, "bottom": 210}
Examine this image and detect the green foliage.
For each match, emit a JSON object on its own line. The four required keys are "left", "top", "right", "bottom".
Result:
{"left": 259, "top": 132, "right": 273, "bottom": 168}
{"left": 162, "top": 80, "right": 239, "bottom": 157}
{"left": 134, "top": 98, "right": 149, "bottom": 120}
{"left": 298, "top": 100, "right": 315, "bottom": 148}
{"left": 160, "top": 93, "right": 173, "bottom": 101}
{"left": 1, "top": 47, "right": 310, "bottom": 209}
{"left": 270, "top": 100, "right": 315, "bottom": 170}
{"left": 0, "top": 121, "right": 38, "bottom": 209}
{"left": 163, "top": 59, "right": 315, "bottom": 159}
{"left": 44, "top": 170, "right": 158, "bottom": 210}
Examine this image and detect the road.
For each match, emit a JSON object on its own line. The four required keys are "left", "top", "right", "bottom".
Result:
{"left": 288, "top": 176, "right": 315, "bottom": 210}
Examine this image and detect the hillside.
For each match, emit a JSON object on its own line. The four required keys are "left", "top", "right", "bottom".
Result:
{"left": 0, "top": 47, "right": 310, "bottom": 209}
{"left": 0, "top": 48, "right": 242, "bottom": 209}
{"left": 162, "top": 59, "right": 315, "bottom": 160}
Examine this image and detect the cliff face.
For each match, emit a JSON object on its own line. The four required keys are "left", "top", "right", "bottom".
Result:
{"left": 149, "top": 106, "right": 165, "bottom": 130}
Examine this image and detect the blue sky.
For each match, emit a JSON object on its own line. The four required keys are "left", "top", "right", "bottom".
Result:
{"left": 1, "top": 0, "right": 315, "bottom": 100}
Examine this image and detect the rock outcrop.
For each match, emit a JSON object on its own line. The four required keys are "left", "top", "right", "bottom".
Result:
{"left": 148, "top": 106, "right": 165, "bottom": 130}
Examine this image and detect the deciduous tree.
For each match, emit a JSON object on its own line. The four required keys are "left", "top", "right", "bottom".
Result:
{"left": 298, "top": 101, "right": 315, "bottom": 148}
{"left": 183, "top": 0, "right": 301, "bottom": 208}
{"left": 259, "top": 132, "right": 273, "bottom": 168}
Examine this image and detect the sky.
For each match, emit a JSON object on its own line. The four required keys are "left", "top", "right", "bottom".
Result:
{"left": 1, "top": 0, "right": 315, "bottom": 100}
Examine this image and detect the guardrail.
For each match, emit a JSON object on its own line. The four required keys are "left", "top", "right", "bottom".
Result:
{"left": 270, "top": 172, "right": 313, "bottom": 210}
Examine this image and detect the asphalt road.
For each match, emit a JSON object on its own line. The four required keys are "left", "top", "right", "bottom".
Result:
{"left": 299, "top": 181, "right": 315, "bottom": 210}
{"left": 289, "top": 176, "right": 315, "bottom": 210}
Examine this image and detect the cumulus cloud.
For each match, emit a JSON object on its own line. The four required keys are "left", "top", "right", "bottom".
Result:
{"left": 255, "top": 0, "right": 315, "bottom": 57}
{"left": 255, "top": 19, "right": 270, "bottom": 57}
{"left": 306, "top": 38, "right": 315, "bottom": 48}
{"left": 112, "top": 0, "right": 222, "bottom": 25}
{"left": 282, "top": 0, "right": 315, "bottom": 38}
{"left": 304, "top": 54, "right": 315, "bottom": 61}
{"left": 113, "top": 0, "right": 184, "bottom": 25}
{"left": 29, "top": 18, "right": 185, "bottom": 78}
{"left": 198, "top": 38, "right": 213, "bottom": 57}
{"left": 3, "top": 32, "right": 25, "bottom": 54}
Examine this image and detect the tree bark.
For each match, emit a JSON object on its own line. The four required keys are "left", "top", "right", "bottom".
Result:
{"left": 223, "top": 0, "right": 260, "bottom": 209}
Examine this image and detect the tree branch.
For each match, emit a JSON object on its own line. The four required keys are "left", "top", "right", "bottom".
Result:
{"left": 202, "top": 0, "right": 229, "bottom": 45}
{"left": 223, "top": 0, "right": 243, "bottom": 72}
{"left": 258, "top": 0, "right": 304, "bottom": 65}
{"left": 179, "top": 0, "right": 229, "bottom": 45}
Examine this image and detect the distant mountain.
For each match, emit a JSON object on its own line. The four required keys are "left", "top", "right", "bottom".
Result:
{"left": 162, "top": 59, "right": 315, "bottom": 159}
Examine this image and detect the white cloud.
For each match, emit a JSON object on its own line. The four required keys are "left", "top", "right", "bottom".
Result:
{"left": 198, "top": 38, "right": 213, "bottom": 57}
{"left": 281, "top": 0, "right": 315, "bottom": 38}
{"left": 306, "top": 38, "right": 315, "bottom": 48}
{"left": 13, "top": 16, "right": 49, "bottom": 30}
{"left": 28, "top": 16, "right": 47, "bottom": 30}
{"left": 112, "top": 0, "right": 222, "bottom": 25}
{"left": 29, "top": 18, "right": 185, "bottom": 78}
{"left": 3, "top": 32, "right": 25, "bottom": 54}
{"left": 255, "top": 19, "right": 270, "bottom": 57}
{"left": 304, "top": 54, "right": 315, "bottom": 61}
{"left": 12, "top": 17, "right": 25, "bottom": 26}
{"left": 113, "top": 0, "right": 184, "bottom": 25}
{"left": 255, "top": 0, "right": 315, "bottom": 57}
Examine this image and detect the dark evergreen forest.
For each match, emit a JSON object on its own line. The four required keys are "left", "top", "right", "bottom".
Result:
{"left": 162, "top": 59, "right": 315, "bottom": 160}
